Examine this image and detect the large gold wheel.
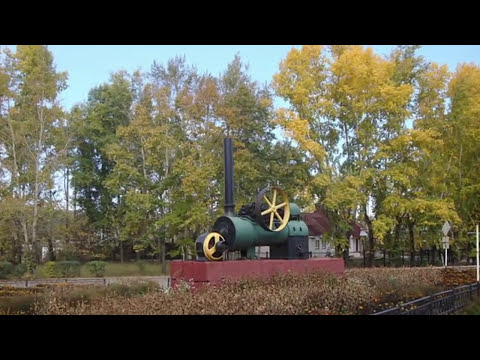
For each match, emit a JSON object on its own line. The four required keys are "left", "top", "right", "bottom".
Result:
{"left": 202, "top": 232, "right": 225, "bottom": 261}
{"left": 255, "top": 186, "right": 290, "bottom": 232}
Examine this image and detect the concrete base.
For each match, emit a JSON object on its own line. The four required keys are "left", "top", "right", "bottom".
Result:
{"left": 170, "top": 258, "right": 344, "bottom": 288}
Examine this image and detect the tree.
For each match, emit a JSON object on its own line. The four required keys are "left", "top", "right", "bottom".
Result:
{"left": 0, "top": 45, "right": 68, "bottom": 268}
{"left": 446, "top": 64, "right": 480, "bottom": 231}
{"left": 71, "top": 71, "right": 133, "bottom": 261}
{"left": 274, "top": 45, "right": 413, "bottom": 266}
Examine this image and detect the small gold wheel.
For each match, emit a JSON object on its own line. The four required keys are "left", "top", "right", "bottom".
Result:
{"left": 203, "top": 232, "right": 225, "bottom": 261}
{"left": 255, "top": 186, "right": 290, "bottom": 232}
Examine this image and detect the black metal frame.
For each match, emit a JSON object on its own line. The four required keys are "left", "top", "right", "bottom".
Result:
{"left": 373, "top": 282, "right": 480, "bottom": 315}
{"left": 223, "top": 137, "right": 235, "bottom": 216}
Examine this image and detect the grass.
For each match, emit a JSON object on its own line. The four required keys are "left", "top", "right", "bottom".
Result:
{"left": 95, "top": 262, "right": 169, "bottom": 277}
{"left": 460, "top": 297, "right": 480, "bottom": 315}
{"left": 33, "top": 261, "right": 169, "bottom": 279}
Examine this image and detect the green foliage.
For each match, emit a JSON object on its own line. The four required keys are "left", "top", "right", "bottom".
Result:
{"left": 43, "top": 261, "right": 58, "bottom": 278}
{"left": 13, "top": 263, "right": 27, "bottom": 278}
{"left": 86, "top": 261, "right": 107, "bottom": 277}
{"left": 272, "top": 45, "right": 480, "bottom": 265}
{"left": 0, "top": 46, "right": 69, "bottom": 267}
{"left": 70, "top": 71, "right": 134, "bottom": 262}
{"left": 56, "top": 261, "right": 81, "bottom": 278}
{"left": 0, "top": 262, "right": 27, "bottom": 279}
{"left": 461, "top": 301, "right": 480, "bottom": 315}
{"left": 1, "top": 45, "right": 479, "bottom": 267}
{"left": 0, "top": 261, "right": 13, "bottom": 279}
{"left": 167, "top": 237, "right": 195, "bottom": 260}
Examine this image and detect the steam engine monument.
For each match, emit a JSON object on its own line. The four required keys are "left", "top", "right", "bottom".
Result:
{"left": 170, "top": 138, "right": 344, "bottom": 288}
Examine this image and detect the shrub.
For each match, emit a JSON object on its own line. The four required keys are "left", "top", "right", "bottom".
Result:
{"left": 14, "top": 263, "right": 28, "bottom": 278}
{"left": 87, "top": 261, "right": 107, "bottom": 277}
{"left": 43, "top": 261, "right": 58, "bottom": 278}
{"left": 0, "top": 261, "right": 14, "bottom": 279}
{"left": 56, "top": 261, "right": 81, "bottom": 278}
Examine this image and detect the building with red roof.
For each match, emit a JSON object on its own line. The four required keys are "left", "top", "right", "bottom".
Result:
{"left": 301, "top": 207, "right": 368, "bottom": 258}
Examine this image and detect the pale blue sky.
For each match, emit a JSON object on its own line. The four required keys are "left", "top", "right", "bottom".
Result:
{"left": 6, "top": 45, "right": 480, "bottom": 109}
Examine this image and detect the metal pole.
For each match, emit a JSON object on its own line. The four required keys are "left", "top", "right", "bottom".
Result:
{"left": 445, "top": 244, "right": 448, "bottom": 268}
{"left": 223, "top": 137, "right": 235, "bottom": 216}
{"left": 476, "top": 224, "right": 479, "bottom": 283}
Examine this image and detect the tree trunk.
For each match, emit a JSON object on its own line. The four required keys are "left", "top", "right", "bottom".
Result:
{"left": 47, "top": 237, "right": 55, "bottom": 261}
{"left": 343, "top": 243, "right": 349, "bottom": 264}
{"left": 11, "top": 233, "right": 19, "bottom": 265}
{"left": 364, "top": 206, "right": 375, "bottom": 267}
{"left": 7, "top": 112, "right": 29, "bottom": 264}
{"left": 21, "top": 219, "right": 30, "bottom": 265}
{"left": 120, "top": 241, "right": 124, "bottom": 263}
{"left": 65, "top": 167, "right": 70, "bottom": 242}
{"left": 362, "top": 239, "right": 366, "bottom": 268}
{"left": 161, "top": 238, "right": 166, "bottom": 274}
{"left": 31, "top": 104, "right": 46, "bottom": 264}
{"left": 408, "top": 220, "right": 415, "bottom": 267}
{"left": 73, "top": 189, "right": 77, "bottom": 218}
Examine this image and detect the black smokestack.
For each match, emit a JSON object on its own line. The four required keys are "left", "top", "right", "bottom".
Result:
{"left": 223, "top": 137, "right": 235, "bottom": 216}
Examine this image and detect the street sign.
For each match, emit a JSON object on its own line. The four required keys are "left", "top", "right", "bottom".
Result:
{"left": 442, "top": 234, "right": 450, "bottom": 267}
{"left": 442, "top": 221, "right": 451, "bottom": 236}
{"left": 442, "top": 236, "right": 450, "bottom": 249}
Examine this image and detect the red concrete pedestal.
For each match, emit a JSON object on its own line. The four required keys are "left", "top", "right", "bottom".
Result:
{"left": 170, "top": 258, "right": 345, "bottom": 288}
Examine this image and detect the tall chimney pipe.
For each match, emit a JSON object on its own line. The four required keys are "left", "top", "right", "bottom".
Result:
{"left": 223, "top": 137, "right": 235, "bottom": 216}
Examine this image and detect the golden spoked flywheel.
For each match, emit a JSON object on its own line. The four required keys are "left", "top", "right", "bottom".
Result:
{"left": 255, "top": 186, "right": 290, "bottom": 232}
{"left": 202, "top": 232, "right": 225, "bottom": 261}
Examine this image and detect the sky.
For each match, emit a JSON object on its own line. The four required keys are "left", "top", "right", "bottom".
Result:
{"left": 30, "top": 45, "right": 480, "bottom": 110}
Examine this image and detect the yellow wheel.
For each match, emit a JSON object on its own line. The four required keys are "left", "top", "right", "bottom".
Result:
{"left": 255, "top": 186, "right": 290, "bottom": 232}
{"left": 203, "top": 232, "right": 225, "bottom": 261}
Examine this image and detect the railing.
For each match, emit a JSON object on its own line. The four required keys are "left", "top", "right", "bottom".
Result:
{"left": 373, "top": 282, "right": 480, "bottom": 315}
{"left": 0, "top": 276, "right": 171, "bottom": 289}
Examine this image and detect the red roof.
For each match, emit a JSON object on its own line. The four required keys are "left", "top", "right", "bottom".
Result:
{"left": 301, "top": 208, "right": 331, "bottom": 236}
{"left": 301, "top": 207, "right": 365, "bottom": 238}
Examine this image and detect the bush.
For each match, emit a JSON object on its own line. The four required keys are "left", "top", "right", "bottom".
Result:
{"left": 56, "top": 261, "right": 81, "bottom": 277}
{"left": 43, "top": 261, "right": 58, "bottom": 278}
{"left": 0, "top": 261, "right": 14, "bottom": 279}
{"left": 87, "top": 261, "right": 107, "bottom": 277}
{"left": 13, "top": 263, "right": 27, "bottom": 278}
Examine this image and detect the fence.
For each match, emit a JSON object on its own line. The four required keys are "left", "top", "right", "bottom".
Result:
{"left": 373, "top": 282, "right": 480, "bottom": 315}
{"left": 0, "top": 276, "right": 171, "bottom": 289}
